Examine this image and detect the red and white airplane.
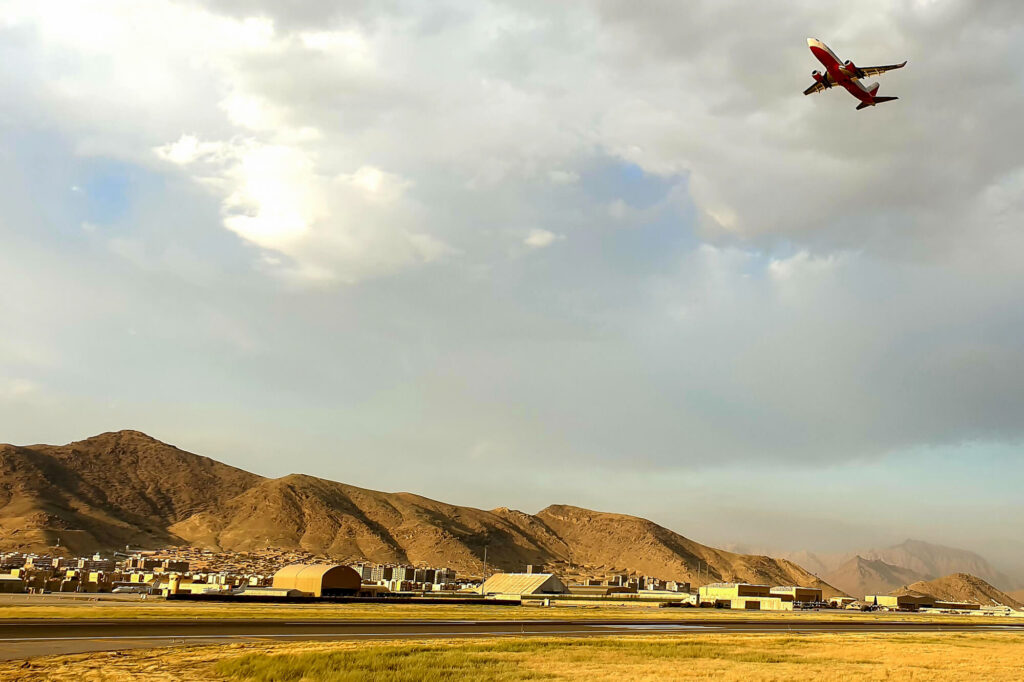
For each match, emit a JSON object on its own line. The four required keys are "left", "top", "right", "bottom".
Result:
{"left": 804, "top": 38, "right": 907, "bottom": 110}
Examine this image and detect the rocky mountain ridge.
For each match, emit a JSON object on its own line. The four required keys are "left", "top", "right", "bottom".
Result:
{"left": 1, "top": 431, "right": 838, "bottom": 593}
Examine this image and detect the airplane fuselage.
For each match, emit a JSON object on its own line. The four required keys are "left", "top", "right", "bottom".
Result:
{"left": 807, "top": 38, "right": 880, "bottom": 106}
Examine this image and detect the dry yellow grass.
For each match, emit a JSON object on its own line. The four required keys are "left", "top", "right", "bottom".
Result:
{"left": 2, "top": 632, "right": 1023, "bottom": 681}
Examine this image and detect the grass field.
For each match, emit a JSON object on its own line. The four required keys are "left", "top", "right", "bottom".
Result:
{"left": 1, "top": 597, "right": 1020, "bottom": 624}
{"left": 4, "top": 632, "right": 1024, "bottom": 681}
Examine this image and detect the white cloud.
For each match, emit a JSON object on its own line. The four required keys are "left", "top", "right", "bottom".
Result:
{"left": 219, "top": 92, "right": 287, "bottom": 132}
{"left": 155, "top": 134, "right": 447, "bottom": 282}
{"left": 339, "top": 166, "right": 411, "bottom": 203}
{"left": 523, "top": 228, "right": 563, "bottom": 249}
{"left": 155, "top": 135, "right": 226, "bottom": 166}
{"left": 768, "top": 251, "right": 841, "bottom": 282}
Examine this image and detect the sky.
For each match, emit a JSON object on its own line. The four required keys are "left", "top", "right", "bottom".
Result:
{"left": 1, "top": 1, "right": 1022, "bottom": 575}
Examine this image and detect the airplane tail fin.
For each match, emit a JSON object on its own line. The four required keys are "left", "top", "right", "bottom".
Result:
{"left": 867, "top": 82, "right": 880, "bottom": 96}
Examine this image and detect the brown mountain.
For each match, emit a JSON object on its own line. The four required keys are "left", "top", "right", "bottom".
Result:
{"left": 891, "top": 573, "right": 1023, "bottom": 609}
{"left": 1, "top": 431, "right": 837, "bottom": 591}
{"left": 0, "top": 430, "right": 259, "bottom": 555}
{"left": 531, "top": 505, "right": 837, "bottom": 592}
{"left": 823, "top": 555, "right": 927, "bottom": 598}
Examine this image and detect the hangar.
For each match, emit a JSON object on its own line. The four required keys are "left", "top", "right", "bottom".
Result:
{"left": 481, "top": 573, "right": 567, "bottom": 597}
{"left": 272, "top": 564, "right": 361, "bottom": 597}
{"left": 865, "top": 594, "right": 934, "bottom": 610}
{"left": 771, "top": 586, "right": 824, "bottom": 603}
{"left": 698, "top": 583, "right": 794, "bottom": 611}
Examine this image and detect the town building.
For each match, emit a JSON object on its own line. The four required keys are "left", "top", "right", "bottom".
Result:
{"left": 370, "top": 565, "right": 394, "bottom": 582}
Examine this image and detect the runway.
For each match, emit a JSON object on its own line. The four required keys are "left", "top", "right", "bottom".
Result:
{"left": 2, "top": 618, "right": 1022, "bottom": 660}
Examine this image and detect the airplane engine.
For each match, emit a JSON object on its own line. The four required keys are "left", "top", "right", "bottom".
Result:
{"left": 812, "top": 70, "right": 831, "bottom": 88}
{"left": 844, "top": 60, "right": 866, "bottom": 78}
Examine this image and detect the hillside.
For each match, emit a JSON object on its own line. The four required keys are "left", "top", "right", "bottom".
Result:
{"left": 169, "top": 474, "right": 570, "bottom": 572}
{"left": 823, "top": 556, "right": 926, "bottom": 598}
{"left": 0, "top": 431, "right": 260, "bottom": 555}
{"left": 531, "top": 505, "right": 839, "bottom": 594}
{"left": 892, "top": 573, "right": 1022, "bottom": 610}
{"left": 1, "top": 431, "right": 841, "bottom": 590}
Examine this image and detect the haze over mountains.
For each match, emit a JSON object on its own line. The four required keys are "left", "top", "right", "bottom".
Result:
{"left": 822, "top": 556, "right": 928, "bottom": 598}
{"left": 1, "top": 431, "right": 836, "bottom": 593}
{"left": 729, "top": 540, "right": 1020, "bottom": 594}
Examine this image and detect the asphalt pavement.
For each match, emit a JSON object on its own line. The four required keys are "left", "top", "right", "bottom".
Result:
{"left": 2, "top": 618, "right": 1022, "bottom": 660}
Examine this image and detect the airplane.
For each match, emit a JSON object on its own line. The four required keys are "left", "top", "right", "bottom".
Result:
{"left": 804, "top": 38, "right": 907, "bottom": 110}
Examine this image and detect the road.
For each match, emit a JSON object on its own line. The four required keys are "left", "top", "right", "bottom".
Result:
{"left": 2, "top": 618, "right": 1022, "bottom": 660}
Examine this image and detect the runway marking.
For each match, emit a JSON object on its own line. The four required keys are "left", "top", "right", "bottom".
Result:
{"left": 0, "top": 631, "right": 608, "bottom": 643}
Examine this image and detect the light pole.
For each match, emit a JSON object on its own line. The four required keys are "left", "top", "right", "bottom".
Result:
{"left": 479, "top": 544, "right": 489, "bottom": 595}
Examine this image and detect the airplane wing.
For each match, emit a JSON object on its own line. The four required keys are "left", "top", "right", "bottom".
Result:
{"left": 803, "top": 72, "right": 837, "bottom": 95}
{"left": 803, "top": 81, "right": 826, "bottom": 95}
{"left": 859, "top": 61, "right": 908, "bottom": 78}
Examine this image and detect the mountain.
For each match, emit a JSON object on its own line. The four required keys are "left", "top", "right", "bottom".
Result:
{"left": 0, "top": 430, "right": 259, "bottom": 555}
{"left": 0, "top": 431, "right": 839, "bottom": 592}
{"left": 862, "top": 540, "right": 1017, "bottom": 591}
{"left": 761, "top": 540, "right": 1019, "bottom": 591}
{"left": 529, "top": 505, "right": 838, "bottom": 593}
{"left": 892, "top": 573, "right": 1022, "bottom": 610}
{"left": 168, "top": 474, "right": 571, "bottom": 571}
{"left": 823, "top": 555, "right": 927, "bottom": 598}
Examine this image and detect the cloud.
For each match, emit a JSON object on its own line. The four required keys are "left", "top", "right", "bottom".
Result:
{"left": 155, "top": 134, "right": 449, "bottom": 283}
{"left": 548, "top": 170, "right": 579, "bottom": 185}
{"left": 3, "top": 0, "right": 1024, "bottom": 562}
{"left": 523, "top": 228, "right": 563, "bottom": 249}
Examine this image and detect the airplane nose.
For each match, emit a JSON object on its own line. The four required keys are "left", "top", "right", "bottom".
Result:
{"left": 807, "top": 38, "right": 817, "bottom": 46}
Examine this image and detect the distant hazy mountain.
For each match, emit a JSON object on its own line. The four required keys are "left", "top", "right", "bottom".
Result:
{"left": 823, "top": 556, "right": 927, "bottom": 598}
{"left": 744, "top": 539, "right": 1020, "bottom": 591}
{"left": 892, "top": 573, "right": 1022, "bottom": 610}
{"left": 0, "top": 431, "right": 839, "bottom": 593}
{"left": 862, "top": 540, "right": 1017, "bottom": 590}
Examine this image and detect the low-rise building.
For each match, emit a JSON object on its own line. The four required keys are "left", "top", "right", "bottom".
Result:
{"left": 482, "top": 573, "right": 567, "bottom": 597}
{"left": 828, "top": 596, "right": 856, "bottom": 608}
{"left": 771, "top": 586, "right": 824, "bottom": 603}
{"left": 699, "top": 583, "right": 793, "bottom": 611}
{"left": 699, "top": 583, "right": 770, "bottom": 602}
{"left": 865, "top": 594, "right": 934, "bottom": 610}
{"left": 931, "top": 601, "right": 981, "bottom": 611}
{"left": 0, "top": 575, "right": 25, "bottom": 593}
{"left": 235, "top": 586, "right": 306, "bottom": 598}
